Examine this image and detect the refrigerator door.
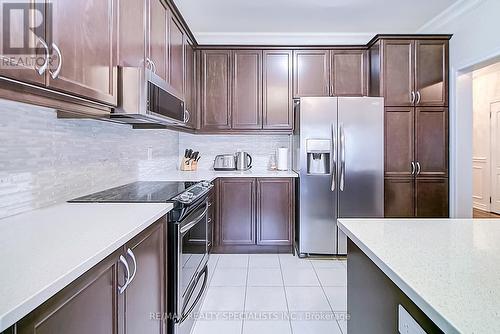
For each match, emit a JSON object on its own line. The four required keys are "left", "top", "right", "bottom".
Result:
{"left": 297, "top": 97, "right": 338, "bottom": 255}
{"left": 337, "top": 97, "right": 384, "bottom": 254}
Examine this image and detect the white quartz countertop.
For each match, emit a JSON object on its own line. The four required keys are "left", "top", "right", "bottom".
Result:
{"left": 0, "top": 202, "right": 173, "bottom": 331}
{"left": 140, "top": 169, "right": 298, "bottom": 182}
{"left": 338, "top": 218, "right": 500, "bottom": 334}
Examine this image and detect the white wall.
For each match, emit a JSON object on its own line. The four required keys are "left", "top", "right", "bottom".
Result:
{"left": 418, "top": 0, "right": 500, "bottom": 217}
{"left": 178, "top": 133, "right": 290, "bottom": 171}
{"left": 0, "top": 99, "right": 179, "bottom": 219}
{"left": 472, "top": 63, "right": 500, "bottom": 210}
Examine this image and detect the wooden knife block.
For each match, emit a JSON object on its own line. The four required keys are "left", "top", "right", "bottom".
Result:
{"left": 180, "top": 157, "right": 198, "bottom": 171}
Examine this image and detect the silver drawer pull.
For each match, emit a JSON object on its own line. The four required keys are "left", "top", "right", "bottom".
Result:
{"left": 126, "top": 248, "right": 137, "bottom": 286}
{"left": 118, "top": 255, "right": 130, "bottom": 294}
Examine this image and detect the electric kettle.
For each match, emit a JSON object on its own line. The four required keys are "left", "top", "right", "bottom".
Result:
{"left": 235, "top": 151, "right": 252, "bottom": 170}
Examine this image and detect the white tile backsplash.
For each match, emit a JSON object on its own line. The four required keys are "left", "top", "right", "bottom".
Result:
{"left": 0, "top": 99, "right": 179, "bottom": 219}
{"left": 178, "top": 133, "right": 291, "bottom": 171}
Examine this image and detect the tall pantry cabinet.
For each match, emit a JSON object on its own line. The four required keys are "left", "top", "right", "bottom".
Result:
{"left": 368, "top": 35, "right": 450, "bottom": 218}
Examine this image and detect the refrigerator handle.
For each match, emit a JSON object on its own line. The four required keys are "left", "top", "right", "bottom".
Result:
{"left": 340, "top": 123, "right": 345, "bottom": 192}
{"left": 331, "top": 123, "right": 336, "bottom": 191}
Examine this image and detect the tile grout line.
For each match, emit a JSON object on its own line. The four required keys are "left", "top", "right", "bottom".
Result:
{"left": 310, "top": 261, "right": 345, "bottom": 334}
{"left": 240, "top": 255, "right": 250, "bottom": 334}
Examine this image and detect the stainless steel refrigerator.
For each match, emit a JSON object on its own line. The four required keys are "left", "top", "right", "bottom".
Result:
{"left": 292, "top": 97, "right": 384, "bottom": 255}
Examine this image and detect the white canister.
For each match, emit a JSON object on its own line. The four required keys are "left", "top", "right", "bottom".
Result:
{"left": 277, "top": 147, "right": 289, "bottom": 171}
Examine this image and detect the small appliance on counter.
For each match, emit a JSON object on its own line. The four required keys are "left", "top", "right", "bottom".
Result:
{"left": 235, "top": 151, "right": 252, "bottom": 171}
{"left": 213, "top": 152, "right": 253, "bottom": 171}
{"left": 181, "top": 148, "right": 200, "bottom": 171}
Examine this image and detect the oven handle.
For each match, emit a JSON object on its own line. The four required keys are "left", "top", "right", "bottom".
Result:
{"left": 179, "top": 265, "right": 208, "bottom": 323}
{"left": 180, "top": 201, "right": 209, "bottom": 234}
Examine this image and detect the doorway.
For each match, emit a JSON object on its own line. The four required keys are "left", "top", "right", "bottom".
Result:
{"left": 472, "top": 62, "right": 500, "bottom": 217}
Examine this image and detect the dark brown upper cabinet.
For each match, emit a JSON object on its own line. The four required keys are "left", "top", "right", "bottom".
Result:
{"left": 118, "top": 0, "right": 146, "bottom": 68}
{"left": 169, "top": 14, "right": 185, "bottom": 97}
{"left": 415, "top": 40, "right": 448, "bottom": 107}
{"left": 293, "top": 50, "right": 330, "bottom": 97}
{"left": 218, "top": 178, "right": 256, "bottom": 245}
{"left": 369, "top": 37, "right": 449, "bottom": 107}
{"left": 263, "top": 50, "right": 294, "bottom": 130}
{"left": 257, "top": 178, "right": 293, "bottom": 246}
{"left": 17, "top": 249, "right": 121, "bottom": 334}
{"left": 184, "top": 38, "right": 196, "bottom": 128}
{"left": 330, "top": 50, "right": 366, "bottom": 96}
{"left": 415, "top": 107, "right": 448, "bottom": 177}
{"left": 385, "top": 107, "right": 414, "bottom": 177}
{"left": 382, "top": 40, "right": 414, "bottom": 106}
{"left": 148, "top": 0, "right": 168, "bottom": 81}
{"left": 231, "top": 50, "right": 263, "bottom": 130}
{"left": 0, "top": 0, "right": 46, "bottom": 86}
{"left": 201, "top": 50, "right": 231, "bottom": 130}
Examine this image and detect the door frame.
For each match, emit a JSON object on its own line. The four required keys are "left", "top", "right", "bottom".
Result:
{"left": 490, "top": 100, "right": 500, "bottom": 213}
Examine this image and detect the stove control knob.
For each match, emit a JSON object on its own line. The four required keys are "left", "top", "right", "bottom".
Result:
{"left": 180, "top": 192, "right": 193, "bottom": 202}
{"left": 201, "top": 181, "right": 211, "bottom": 188}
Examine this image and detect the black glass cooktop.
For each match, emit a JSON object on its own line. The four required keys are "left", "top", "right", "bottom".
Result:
{"left": 69, "top": 181, "right": 192, "bottom": 203}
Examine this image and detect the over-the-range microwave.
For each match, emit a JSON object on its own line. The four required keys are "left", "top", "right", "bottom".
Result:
{"left": 111, "top": 66, "right": 189, "bottom": 127}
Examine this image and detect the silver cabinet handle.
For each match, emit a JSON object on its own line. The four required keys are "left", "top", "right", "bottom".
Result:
{"left": 50, "top": 43, "right": 62, "bottom": 79}
{"left": 126, "top": 248, "right": 137, "bottom": 286}
{"left": 416, "top": 161, "right": 421, "bottom": 175}
{"left": 118, "top": 255, "right": 130, "bottom": 294}
{"left": 145, "top": 57, "right": 156, "bottom": 73}
{"left": 416, "top": 91, "right": 421, "bottom": 104}
{"left": 411, "top": 162, "right": 415, "bottom": 175}
{"left": 35, "top": 37, "right": 49, "bottom": 75}
{"left": 410, "top": 91, "right": 415, "bottom": 104}
{"left": 150, "top": 60, "right": 157, "bottom": 74}
{"left": 340, "top": 123, "right": 345, "bottom": 192}
{"left": 184, "top": 109, "right": 190, "bottom": 123}
{"left": 331, "top": 123, "right": 336, "bottom": 191}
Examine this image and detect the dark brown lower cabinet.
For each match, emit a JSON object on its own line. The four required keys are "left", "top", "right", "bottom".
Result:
{"left": 16, "top": 218, "right": 166, "bottom": 334}
{"left": 219, "top": 178, "right": 256, "bottom": 245}
{"left": 216, "top": 177, "right": 294, "bottom": 252}
{"left": 385, "top": 177, "right": 448, "bottom": 218}
{"left": 257, "top": 178, "right": 293, "bottom": 245}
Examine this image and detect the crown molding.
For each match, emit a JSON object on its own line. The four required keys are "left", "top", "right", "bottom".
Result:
{"left": 193, "top": 32, "right": 377, "bottom": 46}
{"left": 417, "top": 0, "right": 483, "bottom": 33}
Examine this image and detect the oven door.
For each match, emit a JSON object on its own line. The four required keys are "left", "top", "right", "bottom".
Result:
{"left": 176, "top": 200, "right": 209, "bottom": 328}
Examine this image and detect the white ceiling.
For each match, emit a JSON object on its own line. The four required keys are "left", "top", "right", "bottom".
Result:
{"left": 174, "top": 0, "right": 461, "bottom": 45}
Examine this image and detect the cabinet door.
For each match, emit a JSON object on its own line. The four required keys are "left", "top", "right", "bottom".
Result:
{"left": 330, "top": 50, "right": 366, "bottom": 96}
{"left": 201, "top": 50, "right": 231, "bottom": 130}
{"left": 263, "top": 50, "right": 293, "bottom": 130}
{"left": 47, "top": 0, "right": 117, "bottom": 105}
{"left": 185, "top": 39, "right": 196, "bottom": 128}
{"left": 385, "top": 107, "right": 414, "bottom": 177}
{"left": 169, "top": 15, "right": 184, "bottom": 96}
{"left": 382, "top": 40, "right": 414, "bottom": 106}
{"left": 0, "top": 0, "right": 45, "bottom": 86}
{"left": 415, "top": 107, "right": 448, "bottom": 177}
{"left": 17, "top": 250, "right": 120, "bottom": 334}
{"left": 118, "top": 0, "right": 146, "bottom": 67}
{"left": 384, "top": 178, "right": 415, "bottom": 218}
{"left": 293, "top": 50, "right": 329, "bottom": 97}
{"left": 219, "top": 178, "right": 256, "bottom": 245}
{"left": 124, "top": 222, "right": 164, "bottom": 334}
{"left": 416, "top": 178, "right": 448, "bottom": 217}
{"left": 232, "top": 50, "right": 262, "bottom": 130}
{"left": 257, "top": 178, "right": 293, "bottom": 245}
{"left": 415, "top": 40, "right": 448, "bottom": 107}
{"left": 149, "top": 0, "right": 167, "bottom": 81}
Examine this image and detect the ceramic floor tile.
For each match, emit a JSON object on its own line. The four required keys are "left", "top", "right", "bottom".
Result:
{"left": 242, "top": 320, "right": 291, "bottom": 334}
{"left": 282, "top": 267, "right": 320, "bottom": 286}
{"left": 315, "top": 267, "right": 347, "bottom": 286}
{"left": 249, "top": 254, "right": 280, "bottom": 268}
{"left": 247, "top": 268, "right": 283, "bottom": 286}
{"left": 245, "top": 286, "right": 288, "bottom": 311}
{"left": 291, "top": 318, "right": 343, "bottom": 334}
{"left": 201, "top": 287, "right": 246, "bottom": 312}
{"left": 338, "top": 319, "right": 347, "bottom": 334}
{"left": 192, "top": 320, "right": 243, "bottom": 334}
{"left": 279, "top": 254, "right": 312, "bottom": 268}
{"left": 310, "top": 259, "right": 346, "bottom": 270}
{"left": 217, "top": 254, "right": 249, "bottom": 268}
{"left": 323, "top": 286, "right": 347, "bottom": 311}
{"left": 210, "top": 268, "right": 248, "bottom": 287}
{"left": 285, "top": 286, "right": 331, "bottom": 312}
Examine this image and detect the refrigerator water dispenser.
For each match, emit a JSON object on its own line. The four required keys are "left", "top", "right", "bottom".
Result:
{"left": 306, "top": 139, "right": 331, "bottom": 174}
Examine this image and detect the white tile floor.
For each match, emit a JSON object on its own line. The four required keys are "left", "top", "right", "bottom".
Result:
{"left": 192, "top": 254, "right": 347, "bottom": 334}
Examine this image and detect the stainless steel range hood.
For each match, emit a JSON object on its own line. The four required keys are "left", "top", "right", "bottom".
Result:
{"left": 112, "top": 67, "right": 189, "bottom": 127}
